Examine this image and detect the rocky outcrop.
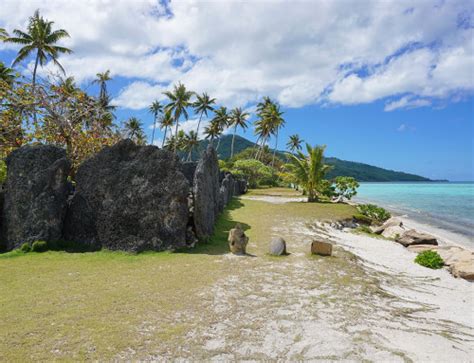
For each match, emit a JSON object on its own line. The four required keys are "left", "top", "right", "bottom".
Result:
{"left": 381, "top": 225, "right": 406, "bottom": 239}
{"left": 1, "top": 145, "right": 70, "bottom": 250}
{"left": 193, "top": 146, "right": 220, "bottom": 241}
{"left": 234, "top": 179, "right": 248, "bottom": 196}
{"left": 219, "top": 173, "right": 235, "bottom": 211}
{"left": 396, "top": 229, "right": 438, "bottom": 247}
{"left": 228, "top": 223, "right": 248, "bottom": 254}
{"left": 181, "top": 161, "right": 197, "bottom": 185}
{"left": 269, "top": 237, "right": 287, "bottom": 256}
{"left": 63, "top": 140, "right": 189, "bottom": 252}
{"left": 311, "top": 240, "right": 333, "bottom": 256}
{"left": 372, "top": 218, "right": 403, "bottom": 234}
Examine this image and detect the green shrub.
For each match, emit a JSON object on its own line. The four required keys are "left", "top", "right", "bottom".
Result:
{"left": 31, "top": 240, "right": 48, "bottom": 252}
{"left": 415, "top": 250, "right": 444, "bottom": 269}
{"left": 352, "top": 213, "right": 373, "bottom": 225}
{"left": 357, "top": 204, "right": 391, "bottom": 223}
{"left": 20, "top": 243, "right": 31, "bottom": 253}
{"left": 334, "top": 176, "right": 359, "bottom": 200}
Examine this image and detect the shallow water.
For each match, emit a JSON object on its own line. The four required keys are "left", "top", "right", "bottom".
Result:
{"left": 354, "top": 182, "right": 474, "bottom": 244}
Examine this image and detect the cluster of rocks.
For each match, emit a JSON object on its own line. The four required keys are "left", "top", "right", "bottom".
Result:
{"left": 0, "top": 141, "right": 247, "bottom": 253}
{"left": 372, "top": 218, "right": 474, "bottom": 281}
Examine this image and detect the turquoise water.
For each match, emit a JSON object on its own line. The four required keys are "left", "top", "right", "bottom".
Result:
{"left": 354, "top": 182, "right": 474, "bottom": 239}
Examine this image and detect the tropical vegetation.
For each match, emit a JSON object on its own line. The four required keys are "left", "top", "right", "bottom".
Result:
{"left": 415, "top": 250, "right": 444, "bottom": 269}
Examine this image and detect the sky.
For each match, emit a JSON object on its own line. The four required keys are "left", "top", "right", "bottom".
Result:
{"left": 0, "top": 0, "right": 473, "bottom": 181}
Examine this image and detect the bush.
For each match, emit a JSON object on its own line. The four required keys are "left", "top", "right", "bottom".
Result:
{"left": 231, "top": 159, "right": 275, "bottom": 188}
{"left": 31, "top": 240, "right": 48, "bottom": 252}
{"left": 357, "top": 204, "right": 391, "bottom": 223}
{"left": 334, "top": 176, "right": 359, "bottom": 200}
{"left": 353, "top": 213, "right": 373, "bottom": 225}
{"left": 415, "top": 250, "right": 444, "bottom": 269}
{"left": 20, "top": 243, "right": 31, "bottom": 253}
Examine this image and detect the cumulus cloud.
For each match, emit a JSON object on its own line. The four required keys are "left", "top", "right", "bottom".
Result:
{"left": 1, "top": 0, "right": 472, "bottom": 110}
{"left": 385, "top": 96, "right": 431, "bottom": 111}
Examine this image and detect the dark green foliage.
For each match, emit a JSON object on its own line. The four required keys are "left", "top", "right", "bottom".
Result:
{"left": 20, "top": 243, "right": 31, "bottom": 253}
{"left": 47, "top": 239, "right": 100, "bottom": 253}
{"left": 357, "top": 204, "right": 391, "bottom": 223}
{"left": 415, "top": 250, "right": 444, "bottom": 269}
{"left": 31, "top": 241, "right": 48, "bottom": 252}
{"left": 353, "top": 213, "right": 373, "bottom": 225}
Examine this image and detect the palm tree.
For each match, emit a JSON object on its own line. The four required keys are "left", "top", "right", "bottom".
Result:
{"left": 93, "top": 70, "right": 112, "bottom": 102}
{"left": 212, "top": 106, "right": 229, "bottom": 151}
{"left": 185, "top": 130, "right": 199, "bottom": 161}
{"left": 229, "top": 107, "right": 249, "bottom": 158}
{"left": 286, "top": 144, "right": 332, "bottom": 202}
{"left": 264, "top": 102, "right": 285, "bottom": 167}
{"left": 0, "top": 28, "right": 8, "bottom": 40}
{"left": 204, "top": 119, "right": 221, "bottom": 147}
{"left": 5, "top": 10, "right": 72, "bottom": 121}
{"left": 254, "top": 115, "right": 272, "bottom": 160}
{"left": 0, "top": 62, "right": 16, "bottom": 85}
{"left": 148, "top": 100, "right": 163, "bottom": 145}
{"left": 193, "top": 92, "right": 215, "bottom": 137}
{"left": 287, "top": 134, "right": 304, "bottom": 152}
{"left": 123, "top": 117, "right": 145, "bottom": 145}
{"left": 159, "top": 109, "right": 174, "bottom": 147}
{"left": 163, "top": 82, "right": 194, "bottom": 153}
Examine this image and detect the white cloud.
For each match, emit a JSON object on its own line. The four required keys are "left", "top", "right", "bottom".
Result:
{"left": 1, "top": 0, "right": 473, "bottom": 110}
{"left": 397, "top": 124, "right": 407, "bottom": 132}
{"left": 385, "top": 96, "right": 431, "bottom": 111}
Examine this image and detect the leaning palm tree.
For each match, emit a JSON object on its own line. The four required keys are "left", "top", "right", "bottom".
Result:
{"left": 287, "top": 134, "right": 304, "bottom": 152}
{"left": 286, "top": 144, "right": 332, "bottom": 202}
{"left": 93, "top": 70, "right": 112, "bottom": 102}
{"left": 212, "top": 106, "right": 229, "bottom": 151}
{"left": 159, "top": 108, "right": 174, "bottom": 147}
{"left": 193, "top": 92, "right": 215, "bottom": 137}
{"left": 229, "top": 107, "right": 249, "bottom": 158}
{"left": 254, "top": 115, "right": 273, "bottom": 160}
{"left": 185, "top": 130, "right": 199, "bottom": 161}
{"left": 123, "top": 117, "right": 145, "bottom": 145}
{"left": 0, "top": 62, "right": 16, "bottom": 85}
{"left": 148, "top": 100, "right": 163, "bottom": 145}
{"left": 163, "top": 82, "right": 194, "bottom": 153}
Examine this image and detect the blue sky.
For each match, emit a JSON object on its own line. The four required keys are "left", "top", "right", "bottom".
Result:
{"left": 0, "top": 0, "right": 473, "bottom": 180}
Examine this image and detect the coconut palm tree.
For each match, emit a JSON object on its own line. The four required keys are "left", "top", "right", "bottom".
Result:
{"left": 5, "top": 10, "right": 72, "bottom": 122}
{"left": 159, "top": 108, "right": 174, "bottom": 148}
{"left": 264, "top": 102, "right": 285, "bottom": 167}
{"left": 204, "top": 119, "right": 221, "bottom": 147}
{"left": 229, "top": 107, "right": 249, "bottom": 158}
{"left": 286, "top": 144, "right": 332, "bottom": 202}
{"left": 93, "top": 70, "right": 112, "bottom": 102}
{"left": 0, "top": 62, "right": 16, "bottom": 85}
{"left": 212, "top": 106, "right": 229, "bottom": 151}
{"left": 0, "top": 27, "right": 8, "bottom": 40}
{"left": 254, "top": 114, "right": 273, "bottom": 160}
{"left": 185, "top": 130, "right": 199, "bottom": 161}
{"left": 193, "top": 92, "right": 215, "bottom": 136}
{"left": 123, "top": 117, "right": 145, "bottom": 145}
{"left": 148, "top": 100, "right": 163, "bottom": 145}
{"left": 163, "top": 82, "right": 194, "bottom": 153}
{"left": 287, "top": 134, "right": 304, "bottom": 152}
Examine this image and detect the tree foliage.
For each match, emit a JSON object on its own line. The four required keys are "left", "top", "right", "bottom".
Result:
{"left": 334, "top": 176, "right": 359, "bottom": 200}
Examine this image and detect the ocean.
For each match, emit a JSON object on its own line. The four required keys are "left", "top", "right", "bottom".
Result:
{"left": 354, "top": 182, "right": 474, "bottom": 241}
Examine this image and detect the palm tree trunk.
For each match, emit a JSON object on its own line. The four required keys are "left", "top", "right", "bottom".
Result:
{"left": 151, "top": 114, "right": 157, "bottom": 145}
{"left": 216, "top": 136, "right": 221, "bottom": 152}
{"left": 174, "top": 116, "right": 179, "bottom": 154}
{"left": 162, "top": 126, "right": 168, "bottom": 148}
{"left": 32, "top": 51, "right": 40, "bottom": 123}
{"left": 231, "top": 125, "right": 237, "bottom": 158}
{"left": 271, "top": 129, "right": 279, "bottom": 168}
{"left": 253, "top": 136, "right": 261, "bottom": 159}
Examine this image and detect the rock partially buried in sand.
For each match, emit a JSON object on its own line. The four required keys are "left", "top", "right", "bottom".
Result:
{"left": 228, "top": 223, "right": 249, "bottom": 255}
{"left": 381, "top": 225, "right": 406, "bottom": 239}
{"left": 371, "top": 217, "right": 403, "bottom": 234}
{"left": 269, "top": 237, "right": 287, "bottom": 256}
{"left": 311, "top": 240, "right": 332, "bottom": 256}
{"left": 450, "top": 261, "right": 474, "bottom": 281}
{"left": 396, "top": 229, "right": 438, "bottom": 247}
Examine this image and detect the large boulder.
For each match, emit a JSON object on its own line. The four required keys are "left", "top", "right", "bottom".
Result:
{"left": 396, "top": 229, "right": 438, "bottom": 247}
{"left": 63, "top": 140, "right": 189, "bottom": 252}
{"left": 193, "top": 146, "right": 220, "bottom": 241}
{"left": 228, "top": 223, "right": 248, "bottom": 255}
{"left": 219, "top": 173, "right": 235, "bottom": 211}
{"left": 1, "top": 145, "right": 70, "bottom": 250}
{"left": 269, "top": 237, "right": 287, "bottom": 256}
{"left": 234, "top": 179, "right": 247, "bottom": 196}
{"left": 311, "top": 240, "right": 333, "bottom": 256}
{"left": 381, "top": 225, "right": 406, "bottom": 239}
{"left": 371, "top": 218, "right": 403, "bottom": 234}
{"left": 181, "top": 161, "right": 197, "bottom": 186}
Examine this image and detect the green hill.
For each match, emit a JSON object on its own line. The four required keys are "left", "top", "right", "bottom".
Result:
{"left": 194, "top": 134, "right": 430, "bottom": 182}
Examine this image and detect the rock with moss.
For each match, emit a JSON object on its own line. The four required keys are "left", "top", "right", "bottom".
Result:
{"left": 1, "top": 145, "right": 70, "bottom": 251}
{"left": 64, "top": 139, "right": 189, "bottom": 252}
{"left": 193, "top": 146, "right": 220, "bottom": 241}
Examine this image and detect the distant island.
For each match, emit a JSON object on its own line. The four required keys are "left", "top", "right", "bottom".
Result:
{"left": 195, "top": 135, "right": 432, "bottom": 182}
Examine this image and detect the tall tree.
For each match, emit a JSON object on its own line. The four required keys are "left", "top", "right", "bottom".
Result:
{"left": 148, "top": 100, "right": 163, "bottom": 146}
{"left": 286, "top": 144, "right": 332, "bottom": 202}
{"left": 163, "top": 82, "right": 194, "bottom": 153}
{"left": 254, "top": 96, "right": 274, "bottom": 159}
{"left": 229, "top": 107, "right": 249, "bottom": 158}
{"left": 185, "top": 130, "right": 199, "bottom": 161}
{"left": 93, "top": 70, "right": 112, "bottom": 102}
{"left": 264, "top": 102, "right": 285, "bottom": 167}
{"left": 287, "top": 134, "right": 304, "bottom": 152}
{"left": 159, "top": 108, "right": 174, "bottom": 148}
{"left": 0, "top": 62, "right": 16, "bottom": 85}
{"left": 193, "top": 92, "right": 215, "bottom": 137}
{"left": 123, "top": 117, "right": 145, "bottom": 145}
{"left": 212, "top": 106, "right": 229, "bottom": 151}
{"left": 204, "top": 119, "right": 221, "bottom": 147}
{"left": 5, "top": 10, "right": 72, "bottom": 121}
{"left": 0, "top": 27, "right": 8, "bottom": 40}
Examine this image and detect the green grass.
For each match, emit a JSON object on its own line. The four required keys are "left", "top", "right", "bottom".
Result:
{"left": 0, "top": 188, "right": 357, "bottom": 360}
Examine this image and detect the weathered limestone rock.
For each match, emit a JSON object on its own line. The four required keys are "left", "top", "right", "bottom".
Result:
{"left": 234, "top": 179, "right": 247, "bottom": 196}
{"left": 311, "top": 240, "right": 333, "bottom": 256}
{"left": 269, "top": 237, "right": 287, "bottom": 256}
{"left": 450, "top": 261, "right": 474, "bottom": 281}
{"left": 2, "top": 145, "right": 70, "bottom": 250}
{"left": 193, "top": 146, "right": 220, "bottom": 241}
{"left": 228, "top": 223, "right": 248, "bottom": 254}
{"left": 372, "top": 218, "right": 403, "bottom": 234}
{"left": 181, "top": 161, "right": 197, "bottom": 185}
{"left": 396, "top": 229, "right": 438, "bottom": 247}
{"left": 63, "top": 140, "right": 189, "bottom": 252}
{"left": 219, "top": 173, "right": 235, "bottom": 211}
{"left": 381, "top": 225, "right": 406, "bottom": 239}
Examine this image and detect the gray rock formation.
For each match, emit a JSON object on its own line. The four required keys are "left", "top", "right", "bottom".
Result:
{"left": 228, "top": 223, "right": 249, "bottom": 254}
{"left": 395, "top": 229, "right": 438, "bottom": 247}
{"left": 219, "top": 173, "right": 235, "bottom": 211}
{"left": 269, "top": 237, "right": 287, "bottom": 256}
{"left": 181, "top": 161, "right": 197, "bottom": 185}
{"left": 2, "top": 145, "right": 70, "bottom": 250}
{"left": 193, "top": 146, "right": 220, "bottom": 241}
{"left": 372, "top": 218, "right": 403, "bottom": 234}
{"left": 63, "top": 139, "right": 189, "bottom": 252}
